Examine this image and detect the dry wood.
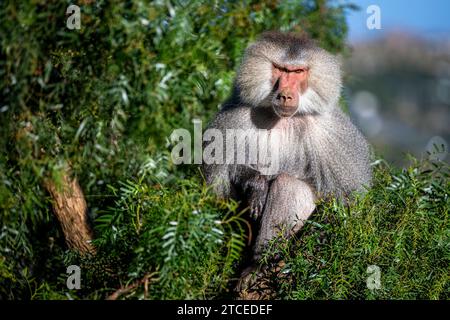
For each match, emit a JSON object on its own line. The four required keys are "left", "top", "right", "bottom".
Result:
{"left": 106, "top": 272, "right": 158, "bottom": 300}
{"left": 44, "top": 172, "right": 95, "bottom": 254}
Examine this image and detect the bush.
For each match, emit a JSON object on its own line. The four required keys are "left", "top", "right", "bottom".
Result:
{"left": 263, "top": 158, "right": 449, "bottom": 299}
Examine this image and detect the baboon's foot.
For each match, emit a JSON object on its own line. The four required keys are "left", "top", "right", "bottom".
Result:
{"left": 235, "top": 264, "right": 275, "bottom": 300}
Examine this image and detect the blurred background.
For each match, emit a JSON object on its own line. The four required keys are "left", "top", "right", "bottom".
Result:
{"left": 344, "top": 0, "right": 450, "bottom": 165}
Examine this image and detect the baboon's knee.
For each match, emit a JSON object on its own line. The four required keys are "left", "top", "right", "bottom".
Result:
{"left": 253, "top": 174, "right": 316, "bottom": 260}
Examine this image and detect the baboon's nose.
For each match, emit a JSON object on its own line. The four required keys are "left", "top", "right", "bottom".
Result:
{"left": 277, "top": 90, "right": 294, "bottom": 105}
{"left": 276, "top": 90, "right": 297, "bottom": 108}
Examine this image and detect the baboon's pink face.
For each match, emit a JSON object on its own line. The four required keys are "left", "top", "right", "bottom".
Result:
{"left": 271, "top": 63, "right": 309, "bottom": 117}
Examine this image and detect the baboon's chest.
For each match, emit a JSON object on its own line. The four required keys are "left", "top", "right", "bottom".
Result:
{"left": 251, "top": 118, "right": 309, "bottom": 176}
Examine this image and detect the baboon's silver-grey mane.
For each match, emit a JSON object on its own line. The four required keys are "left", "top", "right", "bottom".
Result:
{"left": 235, "top": 31, "right": 342, "bottom": 115}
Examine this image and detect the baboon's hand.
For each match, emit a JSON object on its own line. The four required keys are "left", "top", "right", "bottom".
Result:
{"left": 243, "top": 175, "right": 269, "bottom": 220}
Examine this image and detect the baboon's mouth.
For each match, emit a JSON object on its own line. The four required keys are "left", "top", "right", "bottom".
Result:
{"left": 272, "top": 105, "right": 299, "bottom": 118}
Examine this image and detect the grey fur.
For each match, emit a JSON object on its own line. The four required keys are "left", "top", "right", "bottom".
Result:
{"left": 202, "top": 32, "right": 372, "bottom": 260}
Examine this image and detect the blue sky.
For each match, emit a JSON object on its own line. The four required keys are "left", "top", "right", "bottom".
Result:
{"left": 345, "top": 0, "right": 450, "bottom": 43}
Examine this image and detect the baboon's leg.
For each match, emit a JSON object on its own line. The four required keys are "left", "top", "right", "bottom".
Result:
{"left": 253, "top": 173, "right": 316, "bottom": 260}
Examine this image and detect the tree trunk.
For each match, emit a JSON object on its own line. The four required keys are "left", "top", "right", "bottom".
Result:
{"left": 44, "top": 172, "right": 95, "bottom": 254}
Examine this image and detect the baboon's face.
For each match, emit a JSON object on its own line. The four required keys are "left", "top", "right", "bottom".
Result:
{"left": 270, "top": 62, "right": 309, "bottom": 117}
{"left": 235, "top": 32, "right": 342, "bottom": 117}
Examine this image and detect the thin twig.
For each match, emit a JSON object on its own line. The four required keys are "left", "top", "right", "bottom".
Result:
{"left": 106, "top": 272, "right": 158, "bottom": 300}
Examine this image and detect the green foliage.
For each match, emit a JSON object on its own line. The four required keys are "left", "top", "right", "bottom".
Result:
{"left": 92, "top": 171, "right": 247, "bottom": 299}
{"left": 263, "top": 158, "right": 449, "bottom": 300}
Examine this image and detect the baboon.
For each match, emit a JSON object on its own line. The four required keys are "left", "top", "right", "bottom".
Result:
{"left": 202, "top": 32, "right": 372, "bottom": 283}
